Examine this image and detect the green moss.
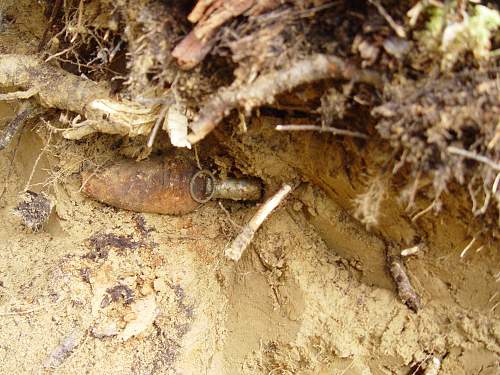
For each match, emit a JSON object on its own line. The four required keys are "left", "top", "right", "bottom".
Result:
{"left": 441, "top": 4, "right": 500, "bottom": 69}
{"left": 415, "top": 2, "right": 500, "bottom": 70}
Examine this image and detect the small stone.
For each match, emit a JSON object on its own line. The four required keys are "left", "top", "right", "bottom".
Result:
{"left": 123, "top": 311, "right": 137, "bottom": 322}
{"left": 14, "top": 191, "right": 53, "bottom": 231}
{"left": 140, "top": 283, "right": 154, "bottom": 296}
{"left": 383, "top": 37, "right": 411, "bottom": 59}
{"left": 153, "top": 278, "right": 167, "bottom": 293}
{"left": 292, "top": 201, "right": 303, "bottom": 212}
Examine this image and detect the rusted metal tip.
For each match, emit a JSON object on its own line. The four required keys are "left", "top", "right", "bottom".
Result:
{"left": 212, "top": 178, "right": 262, "bottom": 201}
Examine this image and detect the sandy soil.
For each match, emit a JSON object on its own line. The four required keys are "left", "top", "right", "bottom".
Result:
{"left": 0, "top": 106, "right": 498, "bottom": 374}
{"left": 0, "top": 1, "right": 499, "bottom": 374}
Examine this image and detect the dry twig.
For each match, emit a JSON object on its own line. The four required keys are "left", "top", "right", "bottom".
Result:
{"left": 147, "top": 105, "right": 169, "bottom": 148}
{"left": 188, "top": 54, "right": 383, "bottom": 143}
{"left": 225, "top": 183, "right": 293, "bottom": 261}
{"left": 367, "top": 0, "right": 406, "bottom": 38}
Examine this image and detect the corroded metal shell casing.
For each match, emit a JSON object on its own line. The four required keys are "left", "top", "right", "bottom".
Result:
{"left": 81, "top": 156, "right": 208, "bottom": 215}
{"left": 212, "top": 177, "right": 262, "bottom": 201}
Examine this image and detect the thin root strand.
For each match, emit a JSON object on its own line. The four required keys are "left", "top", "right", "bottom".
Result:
{"left": 275, "top": 124, "right": 368, "bottom": 139}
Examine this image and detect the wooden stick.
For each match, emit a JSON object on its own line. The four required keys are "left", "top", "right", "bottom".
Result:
{"left": 147, "top": 104, "right": 169, "bottom": 148}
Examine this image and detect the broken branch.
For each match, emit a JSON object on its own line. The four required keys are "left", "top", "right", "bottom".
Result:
{"left": 188, "top": 54, "right": 383, "bottom": 143}
{"left": 225, "top": 183, "right": 293, "bottom": 261}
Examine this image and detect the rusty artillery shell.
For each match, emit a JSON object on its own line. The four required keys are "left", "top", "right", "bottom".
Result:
{"left": 81, "top": 155, "right": 262, "bottom": 215}
{"left": 81, "top": 156, "right": 209, "bottom": 215}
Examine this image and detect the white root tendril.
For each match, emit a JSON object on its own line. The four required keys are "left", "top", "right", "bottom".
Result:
{"left": 275, "top": 124, "right": 368, "bottom": 139}
{"left": 423, "top": 356, "right": 442, "bottom": 375}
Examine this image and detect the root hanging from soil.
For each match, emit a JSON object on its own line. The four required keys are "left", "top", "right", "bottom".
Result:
{"left": 353, "top": 174, "right": 388, "bottom": 228}
{"left": 374, "top": 70, "right": 500, "bottom": 221}
{"left": 172, "top": 0, "right": 285, "bottom": 69}
{"left": 387, "top": 246, "right": 422, "bottom": 312}
{"left": 187, "top": 54, "right": 384, "bottom": 143}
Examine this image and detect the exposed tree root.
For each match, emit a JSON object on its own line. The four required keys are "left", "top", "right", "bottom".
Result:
{"left": 187, "top": 54, "right": 384, "bottom": 143}
{"left": 387, "top": 246, "right": 422, "bottom": 312}
{"left": 374, "top": 70, "right": 500, "bottom": 222}
{"left": 172, "top": 0, "right": 283, "bottom": 69}
{"left": 0, "top": 103, "right": 35, "bottom": 150}
{"left": 0, "top": 54, "right": 156, "bottom": 139}
{"left": 225, "top": 183, "right": 293, "bottom": 261}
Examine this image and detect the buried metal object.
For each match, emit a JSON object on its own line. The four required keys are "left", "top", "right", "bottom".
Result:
{"left": 81, "top": 155, "right": 262, "bottom": 215}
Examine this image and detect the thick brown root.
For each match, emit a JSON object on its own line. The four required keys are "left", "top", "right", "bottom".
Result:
{"left": 387, "top": 246, "right": 422, "bottom": 312}
{"left": 188, "top": 54, "right": 384, "bottom": 144}
{"left": 172, "top": 0, "right": 283, "bottom": 69}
